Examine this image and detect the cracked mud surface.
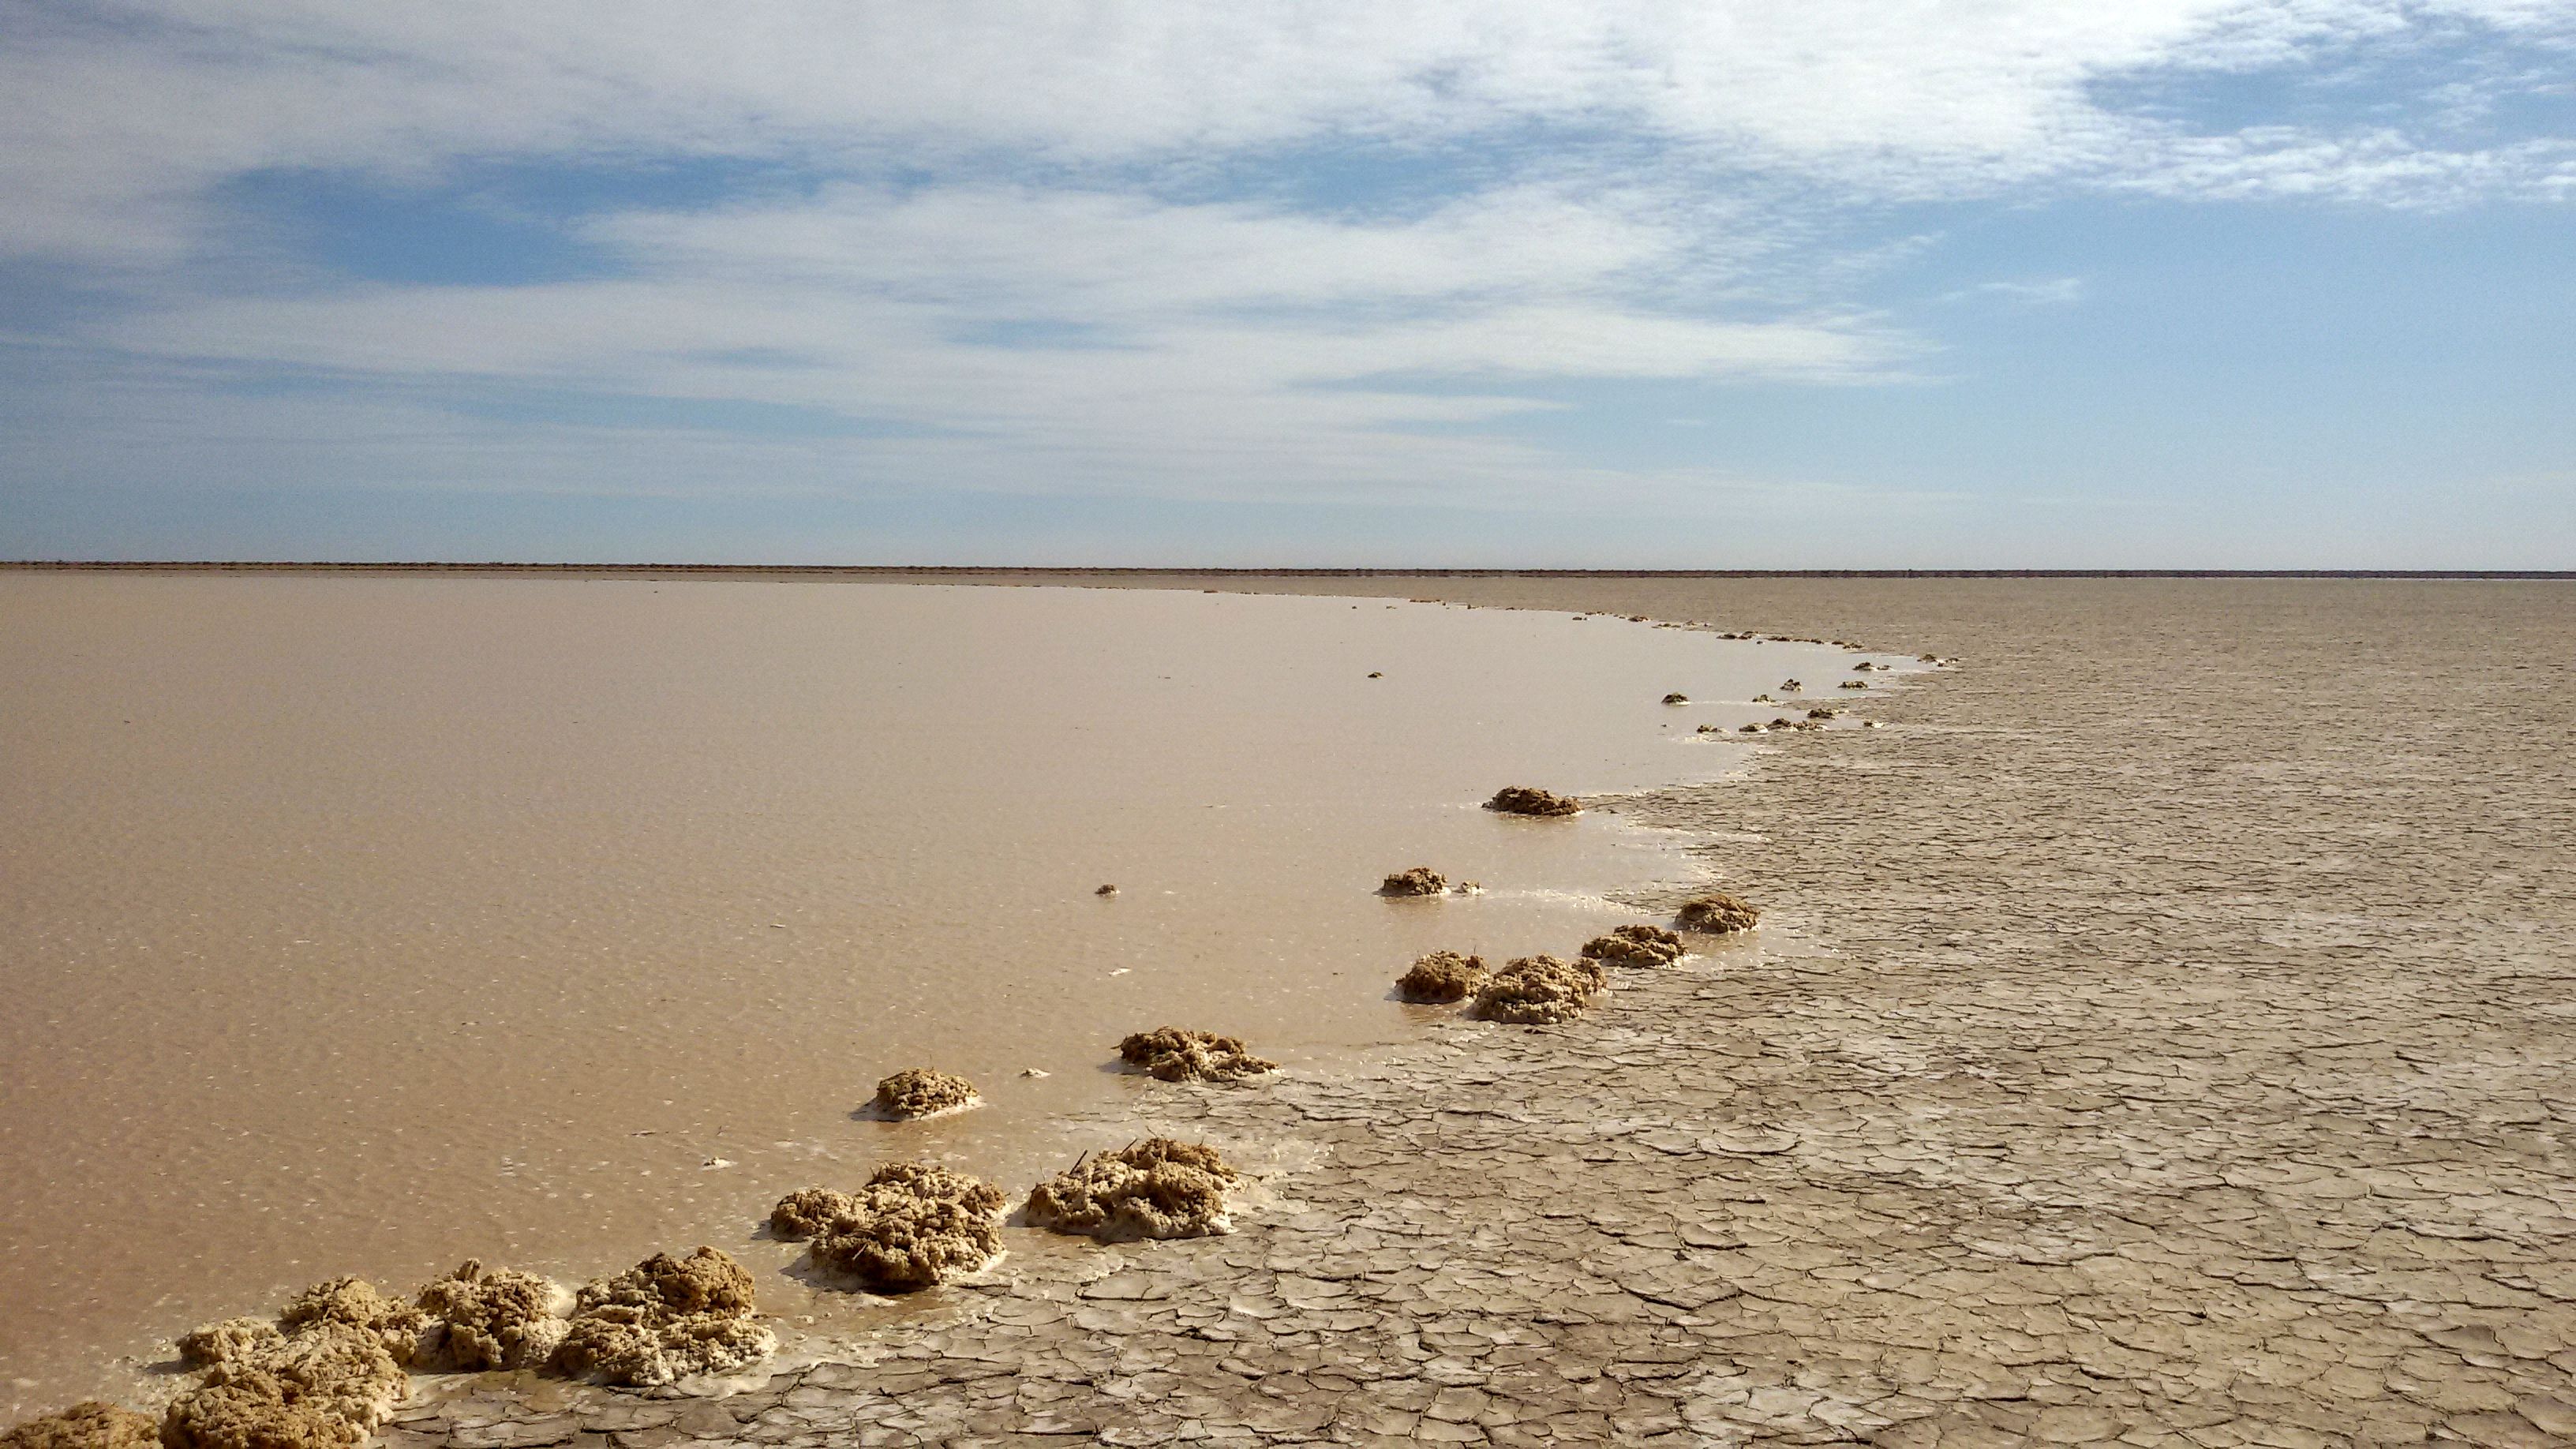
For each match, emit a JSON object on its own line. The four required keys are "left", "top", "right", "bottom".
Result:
{"left": 384, "top": 576, "right": 2575, "bottom": 1447}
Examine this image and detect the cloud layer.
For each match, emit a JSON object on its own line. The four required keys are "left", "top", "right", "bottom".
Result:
{"left": 3, "top": 1, "right": 2571, "bottom": 556}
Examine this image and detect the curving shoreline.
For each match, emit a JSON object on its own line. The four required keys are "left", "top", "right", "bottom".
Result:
{"left": 14, "top": 572, "right": 2575, "bottom": 1447}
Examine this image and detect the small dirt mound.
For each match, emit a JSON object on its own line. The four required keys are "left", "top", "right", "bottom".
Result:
{"left": 1471, "top": 955, "right": 1608, "bottom": 1024}
{"left": 279, "top": 1278, "right": 426, "bottom": 1366}
{"left": 1676, "top": 892, "right": 1762, "bottom": 934}
{"left": 1661, "top": 692, "right": 1689, "bottom": 705}
{"left": 163, "top": 1322, "right": 408, "bottom": 1449}
{"left": 1, "top": 1403, "right": 157, "bottom": 1449}
{"left": 1484, "top": 786, "right": 1579, "bottom": 817}
{"left": 872, "top": 1067, "right": 979, "bottom": 1119}
{"left": 1395, "top": 950, "right": 1488, "bottom": 1002}
{"left": 1581, "top": 923, "right": 1687, "bottom": 968}
{"left": 1118, "top": 1027, "right": 1278, "bottom": 1083}
{"left": 1380, "top": 866, "right": 1447, "bottom": 896}
{"left": 413, "top": 1260, "right": 569, "bottom": 1372}
{"left": 773, "top": 1163, "right": 1008, "bottom": 1292}
{"left": 552, "top": 1248, "right": 773, "bottom": 1387}
{"left": 1778, "top": 679, "right": 1803, "bottom": 692}
{"left": 1840, "top": 680, "right": 1869, "bottom": 689}
{"left": 1025, "top": 1139, "right": 1244, "bottom": 1241}
{"left": 1807, "top": 706, "right": 1843, "bottom": 720}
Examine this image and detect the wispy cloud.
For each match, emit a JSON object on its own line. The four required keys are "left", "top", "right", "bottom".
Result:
{"left": 2, "top": 0, "right": 2570, "bottom": 547}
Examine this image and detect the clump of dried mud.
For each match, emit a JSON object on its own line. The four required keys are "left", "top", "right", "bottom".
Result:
{"left": 769, "top": 1163, "right": 1007, "bottom": 1292}
{"left": 1395, "top": 950, "right": 1488, "bottom": 1002}
{"left": 1582, "top": 923, "right": 1687, "bottom": 968}
{"left": 279, "top": 1278, "right": 427, "bottom": 1365}
{"left": 1118, "top": 1027, "right": 1279, "bottom": 1083}
{"left": 1841, "top": 680, "right": 1870, "bottom": 689}
{"left": 1484, "top": 785, "right": 1581, "bottom": 817}
{"left": 1471, "top": 955, "right": 1609, "bottom": 1024}
{"left": 552, "top": 1248, "right": 775, "bottom": 1388}
{"left": 1676, "top": 891, "right": 1763, "bottom": 934}
{"left": 1807, "top": 706, "right": 1844, "bottom": 720}
{"left": 413, "top": 1261, "right": 570, "bottom": 1372}
{"left": 1661, "top": 692, "right": 1689, "bottom": 705}
{"left": 1380, "top": 866, "right": 1447, "bottom": 895}
{"left": 872, "top": 1067, "right": 979, "bottom": 1120}
{"left": 1024, "top": 1139, "right": 1245, "bottom": 1241}
{"left": 163, "top": 1321, "right": 409, "bottom": 1449}
{"left": 0, "top": 1403, "right": 157, "bottom": 1449}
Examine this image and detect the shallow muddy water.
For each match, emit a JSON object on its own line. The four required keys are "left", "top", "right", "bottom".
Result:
{"left": 0, "top": 575, "right": 1879, "bottom": 1416}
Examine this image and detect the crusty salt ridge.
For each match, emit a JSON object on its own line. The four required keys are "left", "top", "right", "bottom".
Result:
{"left": 1393, "top": 949, "right": 1487, "bottom": 1002}
{"left": 1469, "top": 953, "right": 1610, "bottom": 1024}
{"left": 343, "top": 573, "right": 2576, "bottom": 1448}
{"left": 1115, "top": 1027, "right": 1278, "bottom": 1083}
{"left": 1376, "top": 865, "right": 1446, "bottom": 895}
{"left": 552, "top": 1249, "right": 774, "bottom": 1387}
{"left": 1023, "top": 1139, "right": 1244, "bottom": 1241}
{"left": 868, "top": 1067, "right": 979, "bottom": 1120}
{"left": 768, "top": 1163, "right": 1006, "bottom": 1292}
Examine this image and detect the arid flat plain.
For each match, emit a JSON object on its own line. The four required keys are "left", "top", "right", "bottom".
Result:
{"left": 10, "top": 571, "right": 2574, "bottom": 1447}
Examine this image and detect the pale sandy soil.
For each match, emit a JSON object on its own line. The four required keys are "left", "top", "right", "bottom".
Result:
{"left": 155, "top": 575, "right": 2576, "bottom": 1447}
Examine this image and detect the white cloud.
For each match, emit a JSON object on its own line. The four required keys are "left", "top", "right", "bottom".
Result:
{"left": 4, "top": 0, "right": 2571, "bottom": 527}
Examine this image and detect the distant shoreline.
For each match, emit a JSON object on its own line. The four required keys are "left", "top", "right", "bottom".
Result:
{"left": 6, "top": 561, "right": 2572, "bottom": 581}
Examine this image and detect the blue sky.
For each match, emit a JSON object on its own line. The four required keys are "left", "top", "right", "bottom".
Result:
{"left": 2, "top": 2, "right": 2571, "bottom": 566}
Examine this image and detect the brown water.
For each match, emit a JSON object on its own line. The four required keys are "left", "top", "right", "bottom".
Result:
{"left": 0, "top": 574, "right": 1883, "bottom": 1417}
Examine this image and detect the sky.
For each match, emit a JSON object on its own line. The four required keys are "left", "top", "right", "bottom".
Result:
{"left": 2, "top": 2, "right": 2571, "bottom": 567}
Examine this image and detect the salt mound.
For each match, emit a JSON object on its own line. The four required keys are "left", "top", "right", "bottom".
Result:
{"left": 1581, "top": 923, "right": 1687, "bottom": 968}
{"left": 552, "top": 1247, "right": 774, "bottom": 1387}
{"left": 1118, "top": 1027, "right": 1278, "bottom": 1083}
{"left": 1025, "top": 1139, "right": 1243, "bottom": 1241}
{"left": 164, "top": 1322, "right": 408, "bottom": 1449}
{"left": 1395, "top": 950, "right": 1488, "bottom": 1002}
{"left": 1484, "top": 786, "right": 1580, "bottom": 817}
{"left": 771, "top": 1162, "right": 1007, "bottom": 1292}
{"left": 1676, "top": 891, "right": 1762, "bottom": 934}
{"left": 0, "top": 1403, "right": 157, "bottom": 1449}
{"left": 1472, "top": 955, "right": 1608, "bottom": 1024}
{"left": 413, "top": 1260, "right": 570, "bottom": 1372}
{"left": 279, "top": 1278, "right": 426, "bottom": 1365}
{"left": 872, "top": 1067, "right": 979, "bottom": 1119}
{"left": 177, "top": 1319, "right": 282, "bottom": 1370}
{"left": 1380, "top": 866, "right": 1446, "bottom": 896}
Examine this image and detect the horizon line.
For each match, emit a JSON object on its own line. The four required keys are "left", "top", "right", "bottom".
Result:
{"left": 6, "top": 561, "right": 2574, "bottom": 581}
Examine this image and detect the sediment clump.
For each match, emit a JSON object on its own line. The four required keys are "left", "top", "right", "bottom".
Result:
{"left": 769, "top": 1163, "right": 1006, "bottom": 1292}
{"left": 1779, "top": 679, "right": 1803, "bottom": 692}
{"left": 1471, "top": 955, "right": 1608, "bottom": 1024}
{"left": 1, "top": 1403, "right": 157, "bottom": 1449}
{"left": 1380, "top": 866, "right": 1447, "bottom": 895}
{"left": 163, "top": 1322, "right": 409, "bottom": 1449}
{"left": 1024, "top": 1139, "right": 1244, "bottom": 1241}
{"left": 279, "top": 1278, "right": 427, "bottom": 1366}
{"left": 552, "top": 1248, "right": 774, "bottom": 1387}
{"left": 1118, "top": 1027, "right": 1278, "bottom": 1083}
{"left": 872, "top": 1067, "right": 979, "bottom": 1119}
{"left": 1582, "top": 923, "right": 1687, "bottom": 968}
{"left": 1841, "top": 680, "right": 1869, "bottom": 689}
{"left": 1807, "top": 706, "right": 1844, "bottom": 719}
{"left": 177, "top": 1319, "right": 283, "bottom": 1370}
{"left": 1661, "top": 693, "right": 1689, "bottom": 705}
{"left": 413, "top": 1260, "right": 570, "bottom": 1372}
{"left": 1484, "top": 785, "right": 1580, "bottom": 817}
{"left": 1676, "top": 891, "right": 1763, "bottom": 934}
{"left": 1395, "top": 950, "right": 1488, "bottom": 1002}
